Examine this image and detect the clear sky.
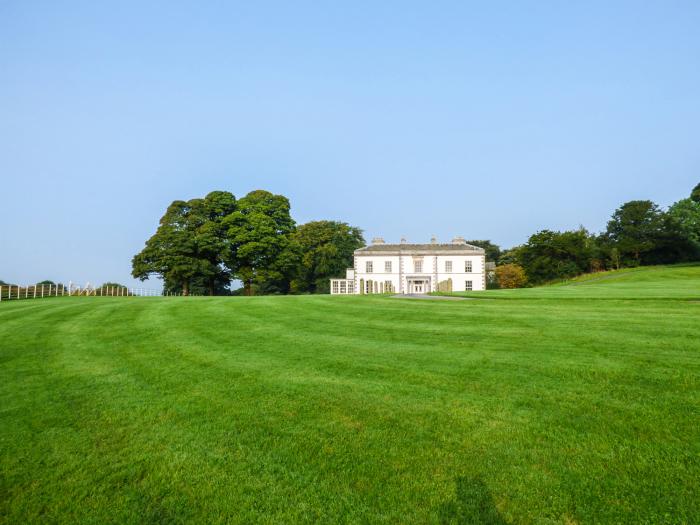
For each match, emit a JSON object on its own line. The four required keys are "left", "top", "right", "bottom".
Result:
{"left": 1, "top": 1, "right": 699, "bottom": 288}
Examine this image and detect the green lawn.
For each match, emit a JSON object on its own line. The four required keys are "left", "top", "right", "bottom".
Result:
{"left": 1, "top": 266, "right": 699, "bottom": 524}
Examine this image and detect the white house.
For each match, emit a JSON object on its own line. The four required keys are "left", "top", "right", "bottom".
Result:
{"left": 330, "top": 236, "right": 486, "bottom": 295}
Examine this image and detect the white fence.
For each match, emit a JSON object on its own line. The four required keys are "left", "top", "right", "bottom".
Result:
{"left": 0, "top": 282, "right": 175, "bottom": 302}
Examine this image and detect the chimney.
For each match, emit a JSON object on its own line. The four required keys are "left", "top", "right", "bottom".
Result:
{"left": 452, "top": 236, "right": 466, "bottom": 244}
{"left": 371, "top": 237, "right": 385, "bottom": 245}
{"left": 430, "top": 235, "right": 437, "bottom": 244}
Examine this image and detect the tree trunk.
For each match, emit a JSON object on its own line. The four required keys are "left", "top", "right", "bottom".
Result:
{"left": 183, "top": 281, "right": 189, "bottom": 296}
{"left": 208, "top": 280, "right": 215, "bottom": 296}
{"left": 245, "top": 279, "right": 253, "bottom": 296}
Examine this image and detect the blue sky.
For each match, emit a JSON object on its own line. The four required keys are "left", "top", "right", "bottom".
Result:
{"left": 1, "top": 1, "right": 699, "bottom": 288}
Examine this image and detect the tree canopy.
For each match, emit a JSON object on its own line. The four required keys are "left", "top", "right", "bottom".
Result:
{"left": 668, "top": 198, "right": 700, "bottom": 247}
{"left": 132, "top": 189, "right": 363, "bottom": 295}
{"left": 132, "top": 192, "right": 236, "bottom": 295}
{"left": 517, "top": 229, "right": 595, "bottom": 284}
{"left": 223, "top": 190, "right": 296, "bottom": 295}
{"left": 691, "top": 182, "right": 700, "bottom": 204}
{"left": 603, "top": 200, "right": 666, "bottom": 265}
{"left": 290, "top": 221, "right": 364, "bottom": 293}
{"left": 498, "top": 183, "right": 700, "bottom": 284}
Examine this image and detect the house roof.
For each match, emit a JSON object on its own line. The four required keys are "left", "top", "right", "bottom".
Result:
{"left": 355, "top": 243, "right": 485, "bottom": 255}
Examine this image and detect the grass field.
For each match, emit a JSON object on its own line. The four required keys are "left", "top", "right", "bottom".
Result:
{"left": 1, "top": 265, "right": 699, "bottom": 524}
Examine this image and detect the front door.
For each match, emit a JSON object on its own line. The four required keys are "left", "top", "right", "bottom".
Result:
{"left": 412, "top": 281, "right": 424, "bottom": 294}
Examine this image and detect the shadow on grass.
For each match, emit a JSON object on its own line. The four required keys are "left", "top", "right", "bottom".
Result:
{"left": 439, "top": 476, "right": 506, "bottom": 524}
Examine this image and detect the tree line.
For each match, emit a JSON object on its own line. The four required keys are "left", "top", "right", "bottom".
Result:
{"left": 133, "top": 183, "right": 699, "bottom": 294}
{"left": 132, "top": 190, "right": 364, "bottom": 295}
{"left": 492, "top": 182, "right": 700, "bottom": 287}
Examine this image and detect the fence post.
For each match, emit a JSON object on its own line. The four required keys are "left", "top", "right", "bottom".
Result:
{"left": 0, "top": 285, "right": 2, "bottom": 301}
{"left": 25, "top": 286, "right": 29, "bottom": 299}
{"left": 41, "top": 284, "right": 44, "bottom": 298}
{"left": 49, "top": 284, "right": 52, "bottom": 296}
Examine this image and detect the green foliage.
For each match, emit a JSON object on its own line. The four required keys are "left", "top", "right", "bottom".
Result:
{"left": 132, "top": 192, "right": 236, "bottom": 295}
{"left": 603, "top": 200, "right": 697, "bottom": 266}
{"left": 465, "top": 240, "right": 501, "bottom": 263}
{"left": 132, "top": 189, "right": 364, "bottom": 296}
{"left": 668, "top": 198, "right": 700, "bottom": 246}
{"left": 290, "top": 221, "right": 364, "bottom": 294}
{"left": 499, "top": 183, "right": 700, "bottom": 282}
{"left": 691, "top": 181, "right": 700, "bottom": 203}
{"left": 498, "top": 247, "right": 522, "bottom": 265}
{"left": 603, "top": 200, "right": 665, "bottom": 265}
{"left": 190, "top": 191, "right": 238, "bottom": 294}
{"left": 517, "top": 228, "right": 595, "bottom": 284}
{"left": 223, "top": 190, "right": 296, "bottom": 295}
{"left": 1, "top": 264, "right": 699, "bottom": 522}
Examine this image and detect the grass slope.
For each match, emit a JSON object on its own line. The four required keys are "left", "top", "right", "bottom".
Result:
{"left": 1, "top": 265, "right": 699, "bottom": 524}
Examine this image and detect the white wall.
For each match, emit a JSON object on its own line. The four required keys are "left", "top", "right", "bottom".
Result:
{"left": 354, "top": 255, "right": 401, "bottom": 293}
{"left": 353, "top": 253, "right": 485, "bottom": 293}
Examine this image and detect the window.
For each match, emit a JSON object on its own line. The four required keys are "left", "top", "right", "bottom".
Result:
{"left": 385, "top": 261, "right": 392, "bottom": 273}
{"left": 414, "top": 260, "right": 423, "bottom": 273}
{"left": 366, "top": 261, "right": 373, "bottom": 273}
{"left": 332, "top": 281, "right": 339, "bottom": 294}
{"left": 445, "top": 260, "right": 453, "bottom": 272}
{"left": 465, "top": 280, "right": 473, "bottom": 291}
{"left": 384, "top": 280, "right": 393, "bottom": 293}
{"left": 465, "top": 260, "right": 473, "bottom": 273}
{"left": 339, "top": 281, "right": 346, "bottom": 294}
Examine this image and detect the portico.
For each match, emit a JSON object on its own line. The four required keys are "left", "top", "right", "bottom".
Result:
{"left": 406, "top": 276, "right": 431, "bottom": 294}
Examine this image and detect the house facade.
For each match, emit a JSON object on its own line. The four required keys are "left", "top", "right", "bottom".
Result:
{"left": 330, "top": 236, "right": 486, "bottom": 295}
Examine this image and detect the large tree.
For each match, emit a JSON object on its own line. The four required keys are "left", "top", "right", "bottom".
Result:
{"left": 517, "top": 228, "right": 595, "bottom": 283}
{"left": 605, "top": 200, "right": 665, "bottom": 265}
{"left": 132, "top": 191, "right": 236, "bottom": 295}
{"left": 667, "top": 198, "right": 700, "bottom": 247}
{"left": 189, "top": 191, "right": 237, "bottom": 295}
{"left": 290, "top": 220, "right": 364, "bottom": 293}
{"left": 223, "top": 190, "right": 296, "bottom": 295}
